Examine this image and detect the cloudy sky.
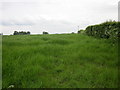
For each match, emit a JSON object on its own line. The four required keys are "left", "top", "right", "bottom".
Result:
{"left": 0, "top": 0, "right": 119, "bottom": 35}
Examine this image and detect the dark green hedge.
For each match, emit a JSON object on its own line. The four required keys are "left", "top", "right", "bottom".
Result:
{"left": 85, "top": 21, "right": 120, "bottom": 42}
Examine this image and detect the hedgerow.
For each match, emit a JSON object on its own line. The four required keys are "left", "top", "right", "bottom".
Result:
{"left": 85, "top": 21, "right": 120, "bottom": 43}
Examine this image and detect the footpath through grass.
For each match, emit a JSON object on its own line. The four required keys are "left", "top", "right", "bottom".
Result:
{"left": 2, "top": 34, "right": 118, "bottom": 88}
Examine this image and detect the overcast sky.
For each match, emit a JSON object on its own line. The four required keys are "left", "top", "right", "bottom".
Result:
{"left": 0, "top": 0, "right": 119, "bottom": 35}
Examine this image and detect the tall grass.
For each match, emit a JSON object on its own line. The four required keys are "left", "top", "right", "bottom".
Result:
{"left": 2, "top": 34, "right": 118, "bottom": 88}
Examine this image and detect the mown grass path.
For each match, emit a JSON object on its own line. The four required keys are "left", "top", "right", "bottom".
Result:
{"left": 2, "top": 34, "right": 118, "bottom": 88}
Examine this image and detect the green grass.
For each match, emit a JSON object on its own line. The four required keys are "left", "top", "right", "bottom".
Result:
{"left": 2, "top": 34, "right": 118, "bottom": 88}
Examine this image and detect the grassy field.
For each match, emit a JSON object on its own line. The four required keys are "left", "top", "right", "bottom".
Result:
{"left": 2, "top": 34, "right": 118, "bottom": 88}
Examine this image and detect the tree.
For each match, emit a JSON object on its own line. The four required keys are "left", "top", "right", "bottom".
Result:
{"left": 13, "top": 31, "right": 18, "bottom": 35}
{"left": 43, "top": 31, "right": 48, "bottom": 34}
{"left": 27, "top": 31, "right": 30, "bottom": 35}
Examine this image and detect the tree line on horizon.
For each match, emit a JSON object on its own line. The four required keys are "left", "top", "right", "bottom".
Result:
{"left": 13, "top": 31, "right": 30, "bottom": 35}
{"left": 13, "top": 31, "right": 49, "bottom": 35}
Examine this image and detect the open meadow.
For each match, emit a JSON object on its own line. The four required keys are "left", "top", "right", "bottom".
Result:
{"left": 2, "top": 34, "right": 118, "bottom": 88}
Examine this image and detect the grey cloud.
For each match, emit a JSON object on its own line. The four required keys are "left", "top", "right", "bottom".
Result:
{"left": 92, "top": 2, "right": 118, "bottom": 13}
{"left": 1, "top": 0, "right": 118, "bottom": 35}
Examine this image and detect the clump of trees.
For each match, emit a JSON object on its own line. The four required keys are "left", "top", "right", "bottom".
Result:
{"left": 85, "top": 21, "right": 120, "bottom": 42}
{"left": 43, "top": 31, "right": 49, "bottom": 34}
{"left": 13, "top": 31, "right": 30, "bottom": 35}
